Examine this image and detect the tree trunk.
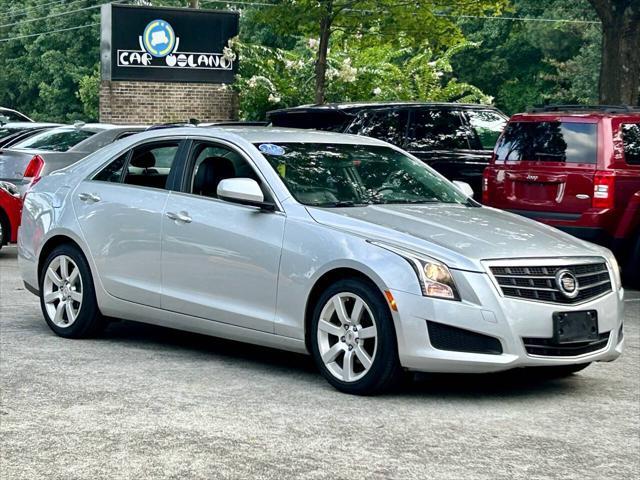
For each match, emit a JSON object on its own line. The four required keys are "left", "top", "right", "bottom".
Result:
{"left": 591, "top": 1, "right": 640, "bottom": 105}
{"left": 314, "top": 3, "right": 333, "bottom": 105}
{"left": 189, "top": 0, "right": 199, "bottom": 8}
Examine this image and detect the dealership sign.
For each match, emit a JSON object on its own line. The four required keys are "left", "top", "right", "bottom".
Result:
{"left": 101, "top": 4, "right": 239, "bottom": 83}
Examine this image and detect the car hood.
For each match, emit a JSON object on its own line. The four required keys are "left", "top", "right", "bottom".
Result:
{"left": 306, "top": 203, "right": 606, "bottom": 272}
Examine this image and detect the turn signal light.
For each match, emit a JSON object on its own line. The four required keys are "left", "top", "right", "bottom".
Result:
{"left": 482, "top": 169, "right": 490, "bottom": 204}
{"left": 592, "top": 171, "right": 615, "bottom": 209}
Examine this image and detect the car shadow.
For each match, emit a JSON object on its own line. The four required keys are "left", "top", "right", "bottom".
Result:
{"left": 100, "top": 319, "right": 585, "bottom": 399}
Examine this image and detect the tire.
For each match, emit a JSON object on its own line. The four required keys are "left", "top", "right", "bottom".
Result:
{"left": 527, "top": 363, "right": 591, "bottom": 378}
{"left": 310, "top": 278, "right": 402, "bottom": 395}
{"left": 39, "top": 244, "right": 106, "bottom": 338}
{"left": 623, "top": 234, "right": 640, "bottom": 289}
{"left": 0, "top": 209, "right": 8, "bottom": 251}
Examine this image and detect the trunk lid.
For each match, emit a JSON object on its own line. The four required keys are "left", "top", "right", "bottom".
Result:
{"left": 0, "top": 149, "right": 38, "bottom": 183}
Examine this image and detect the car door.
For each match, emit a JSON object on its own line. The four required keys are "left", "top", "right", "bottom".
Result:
{"left": 72, "top": 139, "right": 185, "bottom": 307}
{"left": 405, "top": 108, "right": 485, "bottom": 195}
{"left": 160, "top": 139, "right": 285, "bottom": 333}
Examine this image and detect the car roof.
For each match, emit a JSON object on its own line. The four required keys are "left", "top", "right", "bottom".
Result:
{"left": 136, "top": 126, "right": 394, "bottom": 146}
{"left": 47, "top": 123, "right": 146, "bottom": 133}
{"left": 513, "top": 105, "right": 640, "bottom": 120}
{"left": 0, "top": 122, "right": 61, "bottom": 129}
{"left": 510, "top": 112, "right": 640, "bottom": 122}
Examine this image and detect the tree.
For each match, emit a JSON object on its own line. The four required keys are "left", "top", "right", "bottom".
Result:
{"left": 452, "top": 0, "right": 603, "bottom": 113}
{"left": 587, "top": 0, "right": 640, "bottom": 105}
{"left": 232, "top": 36, "right": 491, "bottom": 120}
{"left": 255, "top": 0, "right": 508, "bottom": 104}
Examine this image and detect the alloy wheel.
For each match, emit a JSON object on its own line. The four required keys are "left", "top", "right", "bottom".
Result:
{"left": 317, "top": 292, "right": 378, "bottom": 382}
{"left": 43, "top": 255, "right": 83, "bottom": 328}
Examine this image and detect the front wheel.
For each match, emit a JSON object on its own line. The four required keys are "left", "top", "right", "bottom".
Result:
{"left": 310, "top": 279, "right": 402, "bottom": 395}
{"left": 39, "top": 244, "right": 106, "bottom": 338}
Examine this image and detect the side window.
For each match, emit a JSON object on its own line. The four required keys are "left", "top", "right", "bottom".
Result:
{"left": 189, "top": 142, "right": 260, "bottom": 199}
{"left": 466, "top": 110, "right": 507, "bottom": 150}
{"left": 406, "top": 109, "right": 470, "bottom": 150}
{"left": 346, "top": 109, "right": 408, "bottom": 146}
{"left": 123, "top": 142, "right": 180, "bottom": 190}
{"left": 93, "top": 152, "right": 128, "bottom": 183}
{"left": 621, "top": 123, "right": 640, "bottom": 165}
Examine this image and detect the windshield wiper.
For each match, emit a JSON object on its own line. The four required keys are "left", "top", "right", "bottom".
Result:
{"left": 311, "top": 200, "right": 369, "bottom": 208}
{"left": 372, "top": 199, "right": 441, "bottom": 205}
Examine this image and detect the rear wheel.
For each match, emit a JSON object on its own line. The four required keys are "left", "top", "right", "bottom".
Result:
{"left": 0, "top": 209, "right": 8, "bottom": 251}
{"left": 310, "top": 279, "right": 402, "bottom": 395}
{"left": 39, "top": 244, "right": 106, "bottom": 338}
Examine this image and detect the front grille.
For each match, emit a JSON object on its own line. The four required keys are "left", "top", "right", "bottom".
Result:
{"left": 522, "top": 332, "right": 610, "bottom": 356}
{"left": 489, "top": 262, "right": 611, "bottom": 304}
{"left": 427, "top": 321, "right": 503, "bottom": 355}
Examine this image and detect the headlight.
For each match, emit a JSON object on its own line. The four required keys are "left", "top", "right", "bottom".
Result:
{"left": 371, "top": 242, "right": 460, "bottom": 300}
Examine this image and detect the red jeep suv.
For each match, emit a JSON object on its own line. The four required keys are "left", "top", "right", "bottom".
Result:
{"left": 483, "top": 105, "right": 640, "bottom": 286}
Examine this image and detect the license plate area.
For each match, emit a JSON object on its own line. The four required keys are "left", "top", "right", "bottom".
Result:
{"left": 553, "top": 310, "right": 599, "bottom": 344}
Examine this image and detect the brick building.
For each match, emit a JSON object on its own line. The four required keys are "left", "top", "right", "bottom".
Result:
{"left": 99, "top": 81, "right": 238, "bottom": 124}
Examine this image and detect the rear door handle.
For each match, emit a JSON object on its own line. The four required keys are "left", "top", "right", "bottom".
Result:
{"left": 576, "top": 194, "right": 590, "bottom": 200}
{"left": 78, "top": 192, "right": 101, "bottom": 202}
{"left": 166, "top": 211, "right": 192, "bottom": 223}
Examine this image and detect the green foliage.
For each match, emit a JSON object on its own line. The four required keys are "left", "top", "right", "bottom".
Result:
{"left": 77, "top": 64, "right": 100, "bottom": 121}
{"left": 452, "top": 0, "right": 601, "bottom": 114}
{"left": 0, "top": 0, "right": 102, "bottom": 121}
{"left": 234, "top": 36, "right": 492, "bottom": 120}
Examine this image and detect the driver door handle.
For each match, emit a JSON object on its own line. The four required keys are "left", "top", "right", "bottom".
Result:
{"left": 78, "top": 192, "right": 101, "bottom": 203}
{"left": 166, "top": 211, "right": 192, "bottom": 224}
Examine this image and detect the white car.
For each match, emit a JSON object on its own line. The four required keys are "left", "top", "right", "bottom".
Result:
{"left": 18, "top": 127, "right": 624, "bottom": 394}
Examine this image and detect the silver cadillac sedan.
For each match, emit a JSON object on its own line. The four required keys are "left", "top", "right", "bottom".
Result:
{"left": 18, "top": 127, "right": 624, "bottom": 394}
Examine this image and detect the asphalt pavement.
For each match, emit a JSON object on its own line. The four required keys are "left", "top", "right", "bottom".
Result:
{"left": 1, "top": 245, "right": 638, "bottom": 480}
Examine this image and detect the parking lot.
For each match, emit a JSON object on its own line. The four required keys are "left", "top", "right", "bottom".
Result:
{"left": 0, "top": 245, "right": 638, "bottom": 479}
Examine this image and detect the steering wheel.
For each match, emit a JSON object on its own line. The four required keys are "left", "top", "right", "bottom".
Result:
{"left": 374, "top": 170, "right": 406, "bottom": 195}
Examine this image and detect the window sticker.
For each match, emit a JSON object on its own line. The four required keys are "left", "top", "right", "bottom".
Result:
{"left": 277, "top": 163, "right": 286, "bottom": 177}
{"left": 259, "top": 143, "right": 285, "bottom": 156}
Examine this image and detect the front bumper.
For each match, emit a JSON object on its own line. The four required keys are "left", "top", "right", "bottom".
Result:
{"left": 390, "top": 269, "right": 624, "bottom": 373}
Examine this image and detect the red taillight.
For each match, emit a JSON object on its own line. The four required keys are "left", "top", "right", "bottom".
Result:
{"left": 23, "top": 154, "right": 45, "bottom": 179}
{"left": 592, "top": 171, "right": 615, "bottom": 209}
{"left": 482, "top": 168, "right": 490, "bottom": 204}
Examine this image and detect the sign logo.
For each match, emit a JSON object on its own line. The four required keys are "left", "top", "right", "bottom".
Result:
{"left": 141, "top": 19, "right": 177, "bottom": 58}
{"left": 117, "top": 19, "right": 234, "bottom": 71}
{"left": 555, "top": 269, "right": 579, "bottom": 298}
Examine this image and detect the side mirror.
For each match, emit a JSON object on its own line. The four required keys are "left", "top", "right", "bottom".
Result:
{"left": 452, "top": 180, "right": 474, "bottom": 198}
{"left": 217, "top": 178, "right": 275, "bottom": 211}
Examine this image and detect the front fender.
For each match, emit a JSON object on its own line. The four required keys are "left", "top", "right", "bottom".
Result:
{"left": 274, "top": 214, "right": 421, "bottom": 340}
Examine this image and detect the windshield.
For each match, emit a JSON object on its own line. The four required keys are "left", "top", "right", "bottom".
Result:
{"left": 495, "top": 121, "right": 597, "bottom": 163}
{"left": 12, "top": 128, "right": 95, "bottom": 152}
{"left": 0, "top": 127, "right": 23, "bottom": 139}
{"left": 257, "top": 142, "right": 468, "bottom": 207}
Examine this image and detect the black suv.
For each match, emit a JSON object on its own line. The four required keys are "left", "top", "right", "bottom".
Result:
{"left": 268, "top": 102, "right": 508, "bottom": 197}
